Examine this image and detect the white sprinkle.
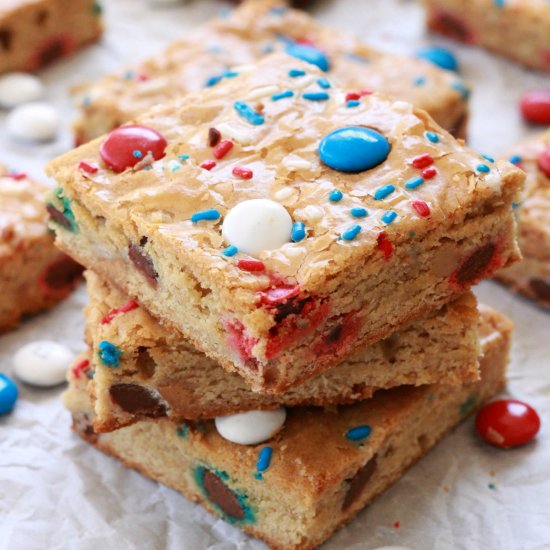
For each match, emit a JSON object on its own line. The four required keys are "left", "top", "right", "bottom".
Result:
{"left": 302, "top": 205, "right": 324, "bottom": 220}
{"left": 247, "top": 85, "right": 279, "bottom": 100}
{"left": 216, "top": 122, "right": 254, "bottom": 145}
{"left": 274, "top": 187, "right": 296, "bottom": 201}
{"left": 230, "top": 64, "right": 256, "bottom": 73}
{"left": 392, "top": 101, "right": 411, "bottom": 113}
{"left": 286, "top": 246, "right": 306, "bottom": 257}
{"left": 294, "top": 75, "right": 316, "bottom": 89}
{"left": 283, "top": 155, "right": 312, "bottom": 171}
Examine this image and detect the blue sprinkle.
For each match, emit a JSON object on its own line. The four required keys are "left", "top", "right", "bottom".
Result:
{"left": 414, "top": 76, "right": 426, "bottom": 86}
{"left": 224, "top": 71, "right": 239, "bottom": 78}
{"left": 222, "top": 245, "right": 238, "bottom": 257}
{"left": 346, "top": 53, "right": 371, "bottom": 64}
{"left": 234, "top": 101, "right": 265, "bottom": 125}
{"left": 346, "top": 425, "right": 372, "bottom": 441}
{"left": 481, "top": 154, "right": 495, "bottom": 163}
{"left": 256, "top": 447, "right": 273, "bottom": 473}
{"left": 0, "top": 373, "right": 18, "bottom": 415}
{"left": 329, "top": 189, "right": 343, "bottom": 202}
{"left": 82, "top": 95, "right": 92, "bottom": 107}
{"left": 303, "top": 92, "right": 330, "bottom": 101}
{"left": 451, "top": 81, "right": 470, "bottom": 99}
{"left": 205, "top": 74, "right": 224, "bottom": 88}
{"left": 512, "top": 201, "right": 521, "bottom": 209}
{"left": 132, "top": 150, "right": 143, "bottom": 159}
{"left": 350, "top": 207, "right": 367, "bottom": 218}
{"left": 374, "top": 184, "right": 395, "bottom": 200}
{"left": 98, "top": 341, "right": 122, "bottom": 368}
{"left": 207, "top": 45, "right": 223, "bottom": 54}
{"left": 123, "top": 70, "right": 135, "bottom": 80}
{"left": 317, "top": 78, "right": 331, "bottom": 89}
{"left": 417, "top": 46, "right": 458, "bottom": 72}
{"left": 342, "top": 225, "right": 361, "bottom": 241}
{"left": 291, "top": 221, "right": 306, "bottom": 242}
{"left": 494, "top": 0, "right": 505, "bottom": 6}
{"left": 477, "top": 163, "right": 491, "bottom": 173}
{"left": 488, "top": 482, "right": 497, "bottom": 489}
{"left": 179, "top": 154, "right": 190, "bottom": 161}
{"left": 381, "top": 210, "right": 398, "bottom": 224}
{"left": 405, "top": 176, "right": 424, "bottom": 189}
{"left": 170, "top": 162, "right": 182, "bottom": 173}
{"left": 144, "top": 165, "right": 152, "bottom": 171}
{"left": 262, "top": 43, "right": 275, "bottom": 54}
{"left": 272, "top": 90, "right": 294, "bottom": 101}
{"left": 176, "top": 424, "right": 188, "bottom": 438}
{"left": 270, "top": 6, "right": 287, "bottom": 15}
{"left": 347, "top": 100, "right": 360, "bottom": 108}
{"left": 289, "top": 69, "right": 306, "bottom": 77}
{"left": 319, "top": 126, "right": 390, "bottom": 173}
{"left": 425, "top": 131, "right": 440, "bottom": 143}
{"left": 285, "top": 43, "right": 330, "bottom": 72}
{"left": 509, "top": 154, "right": 522, "bottom": 165}
{"left": 191, "top": 209, "right": 221, "bottom": 223}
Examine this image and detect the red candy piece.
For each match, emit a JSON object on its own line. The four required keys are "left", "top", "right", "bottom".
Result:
{"left": 232, "top": 166, "right": 253, "bottom": 180}
{"left": 237, "top": 258, "right": 265, "bottom": 272}
{"left": 411, "top": 153, "right": 434, "bottom": 169}
{"left": 78, "top": 161, "right": 98, "bottom": 174}
{"left": 377, "top": 232, "right": 393, "bottom": 260}
{"left": 421, "top": 166, "right": 437, "bottom": 179}
{"left": 258, "top": 284, "right": 300, "bottom": 306}
{"left": 214, "top": 139, "right": 234, "bottom": 160}
{"left": 101, "top": 299, "right": 139, "bottom": 325}
{"left": 520, "top": 90, "right": 550, "bottom": 125}
{"left": 412, "top": 199, "right": 431, "bottom": 217}
{"left": 538, "top": 146, "right": 550, "bottom": 178}
{"left": 200, "top": 160, "right": 217, "bottom": 171}
{"left": 476, "top": 399, "right": 540, "bottom": 448}
{"left": 100, "top": 125, "right": 168, "bottom": 173}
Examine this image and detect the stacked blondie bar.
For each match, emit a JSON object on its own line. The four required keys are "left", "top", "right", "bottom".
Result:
{"left": 45, "top": 3, "right": 525, "bottom": 549}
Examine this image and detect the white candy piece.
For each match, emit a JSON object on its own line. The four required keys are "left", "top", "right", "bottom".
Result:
{"left": 222, "top": 199, "right": 292, "bottom": 257}
{"left": 215, "top": 408, "right": 287, "bottom": 445}
{"left": 13, "top": 341, "right": 73, "bottom": 387}
{"left": 6, "top": 102, "right": 60, "bottom": 142}
{"left": 0, "top": 73, "right": 44, "bottom": 109}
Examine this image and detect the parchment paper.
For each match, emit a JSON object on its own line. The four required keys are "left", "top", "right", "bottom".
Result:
{"left": 0, "top": 1, "right": 549, "bottom": 549}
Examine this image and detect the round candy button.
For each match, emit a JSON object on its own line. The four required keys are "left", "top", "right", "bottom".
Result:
{"left": 222, "top": 199, "right": 293, "bottom": 257}
{"left": 0, "top": 374, "right": 18, "bottom": 415}
{"left": 416, "top": 46, "right": 458, "bottom": 71}
{"left": 7, "top": 102, "right": 60, "bottom": 142}
{"left": 0, "top": 72, "right": 44, "bottom": 108}
{"left": 538, "top": 147, "right": 550, "bottom": 178}
{"left": 285, "top": 43, "right": 330, "bottom": 72}
{"left": 13, "top": 341, "right": 74, "bottom": 387}
{"left": 319, "top": 126, "right": 390, "bottom": 173}
{"left": 475, "top": 399, "right": 541, "bottom": 448}
{"left": 215, "top": 408, "right": 287, "bottom": 445}
{"left": 519, "top": 90, "right": 550, "bottom": 125}
{"left": 100, "top": 125, "right": 168, "bottom": 173}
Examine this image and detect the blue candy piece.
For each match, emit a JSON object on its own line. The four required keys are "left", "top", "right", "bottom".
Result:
{"left": 417, "top": 46, "right": 458, "bottom": 72}
{"left": 285, "top": 43, "right": 330, "bottom": 72}
{"left": 0, "top": 374, "right": 18, "bottom": 415}
{"left": 319, "top": 126, "right": 390, "bottom": 173}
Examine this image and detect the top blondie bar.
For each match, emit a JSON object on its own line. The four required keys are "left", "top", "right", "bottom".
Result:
{"left": 47, "top": 53, "right": 523, "bottom": 392}
{"left": 73, "top": 0, "right": 469, "bottom": 144}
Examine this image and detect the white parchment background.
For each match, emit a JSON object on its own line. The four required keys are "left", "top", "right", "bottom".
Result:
{"left": 0, "top": 1, "right": 549, "bottom": 549}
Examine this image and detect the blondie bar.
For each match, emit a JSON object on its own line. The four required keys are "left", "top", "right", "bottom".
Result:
{"left": 496, "top": 130, "right": 550, "bottom": 307}
{"left": 422, "top": 0, "right": 550, "bottom": 72}
{"left": 65, "top": 305, "right": 511, "bottom": 550}
{"left": 0, "top": 0, "right": 102, "bottom": 74}
{"left": 84, "top": 270, "right": 480, "bottom": 431}
{"left": 0, "top": 166, "right": 82, "bottom": 332}
{"left": 73, "top": 0, "right": 469, "bottom": 144}
{"left": 47, "top": 54, "right": 523, "bottom": 392}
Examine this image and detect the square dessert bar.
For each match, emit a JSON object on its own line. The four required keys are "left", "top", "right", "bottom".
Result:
{"left": 47, "top": 54, "right": 523, "bottom": 392}
{"left": 0, "top": 0, "right": 102, "bottom": 74}
{"left": 73, "top": 0, "right": 470, "bottom": 144}
{"left": 83, "top": 270, "right": 481, "bottom": 431}
{"left": 496, "top": 130, "right": 550, "bottom": 307}
{"left": 65, "top": 305, "right": 511, "bottom": 550}
{"left": 422, "top": 0, "right": 550, "bottom": 72}
{"left": 0, "top": 166, "right": 82, "bottom": 332}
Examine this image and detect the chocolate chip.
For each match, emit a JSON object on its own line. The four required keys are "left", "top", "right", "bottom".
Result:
{"left": 342, "top": 456, "right": 377, "bottom": 511}
{"left": 455, "top": 244, "right": 495, "bottom": 285}
{"left": 128, "top": 243, "right": 158, "bottom": 287}
{"left": 326, "top": 324, "right": 343, "bottom": 344}
{"left": 0, "top": 28, "right": 12, "bottom": 51}
{"left": 202, "top": 469, "right": 245, "bottom": 520}
{"left": 47, "top": 204, "right": 72, "bottom": 230}
{"left": 43, "top": 256, "right": 83, "bottom": 289}
{"left": 529, "top": 279, "right": 550, "bottom": 302}
{"left": 109, "top": 384, "right": 166, "bottom": 417}
{"left": 273, "top": 297, "right": 308, "bottom": 324}
{"left": 208, "top": 127, "right": 221, "bottom": 147}
{"left": 436, "top": 13, "right": 470, "bottom": 42}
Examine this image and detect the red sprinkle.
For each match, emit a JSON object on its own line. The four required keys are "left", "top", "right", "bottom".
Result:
{"left": 200, "top": 160, "right": 217, "bottom": 171}
{"left": 519, "top": 89, "right": 550, "bottom": 125}
{"left": 295, "top": 37, "right": 316, "bottom": 46}
{"left": 258, "top": 284, "right": 301, "bottom": 306}
{"left": 538, "top": 146, "right": 550, "bottom": 178}
{"left": 232, "top": 166, "right": 253, "bottom": 180}
{"left": 476, "top": 399, "right": 541, "bottom": 448}
{"left": 237, "top": 258, "right": 265, "bottom": 272}
{"left": 78, "top": 160, "right": 99, "bottom": 174}
{"left": 421, "top": 166, "right": 437, "bottom": 179}
{"left": 411, "top": 153, "right": 434, "bottom": 169}
{"left": 377, "top": 232, "right": 393, "bottom": 260}
{"left": 345, "top": 92, "right": 361, "bottom": 101}
{"left": 136, "top": 73, "right": 149, "bottom": 82}
{"left": 101, "top": 299, "right": 139, "bottom": 325}
{"left": 213, "top": 139, "right": 234, "bottom": 160}
{"left": 9, "top": 172, "right": 27, "bottom": 180}
{"left": 72, "top": 358, "right": 90, "bottom": 380}
{"left": 393, "top": 521, "right": 401, "bottom": 528}
{"left": 359, "top": 89, "right": 372, "bottom": 96}
{"left": 412, "top": 199, "right": 431, "bottom": 217}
